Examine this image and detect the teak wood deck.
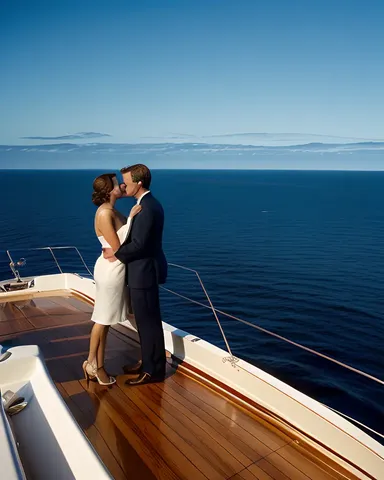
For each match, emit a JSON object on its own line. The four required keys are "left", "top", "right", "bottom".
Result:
{"left": 0, "top": 291, "right": 355, "bottom": 480}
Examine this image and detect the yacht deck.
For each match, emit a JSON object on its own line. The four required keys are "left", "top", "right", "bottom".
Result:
{"left": 0, "top": 291, "right": 357, "bottom": 479}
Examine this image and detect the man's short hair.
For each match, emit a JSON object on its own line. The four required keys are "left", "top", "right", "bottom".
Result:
{"left": 120, "top": 164, "right": 151, "bottom": 189}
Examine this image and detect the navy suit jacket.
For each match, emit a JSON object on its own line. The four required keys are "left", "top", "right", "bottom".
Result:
{"left": 115, "top": 193, "right": 167, "bottom": 289}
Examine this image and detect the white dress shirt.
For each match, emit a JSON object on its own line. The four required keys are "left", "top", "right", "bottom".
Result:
{"left": 137, "top": 190, "right": 150, "bottom": 205}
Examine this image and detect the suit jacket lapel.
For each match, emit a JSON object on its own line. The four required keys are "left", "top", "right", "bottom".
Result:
{"left": 124, "top": 193, "right": 151, "bottom": 244}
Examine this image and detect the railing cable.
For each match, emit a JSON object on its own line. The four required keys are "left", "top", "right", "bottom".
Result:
{"left": 160, "top": 283, "right": 384, "bottom": 386}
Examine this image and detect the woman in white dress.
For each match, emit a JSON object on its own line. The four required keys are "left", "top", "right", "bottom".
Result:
{"left": 82, "top": 173, "right": 141, "bottom": 386}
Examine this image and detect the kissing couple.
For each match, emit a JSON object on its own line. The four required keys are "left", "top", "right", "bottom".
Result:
{"left": 82, "top": 164, "right": 168, "bottom": 386}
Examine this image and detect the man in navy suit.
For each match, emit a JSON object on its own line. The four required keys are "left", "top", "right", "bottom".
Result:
{"left": 104, "top": 164, "right": 167, "bottom": 385}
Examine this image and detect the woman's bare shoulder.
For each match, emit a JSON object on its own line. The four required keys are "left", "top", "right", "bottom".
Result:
{"left": 95, "top": 207, "right": 115, "bottom": 235}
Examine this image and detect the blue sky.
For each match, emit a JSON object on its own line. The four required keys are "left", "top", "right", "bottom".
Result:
{"left": 1, "top": 0, "right": 384, "bottom": 168}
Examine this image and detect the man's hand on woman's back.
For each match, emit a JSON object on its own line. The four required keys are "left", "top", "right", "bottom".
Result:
{"left": 102, "top": 248, "right": 117, "bottom": 262}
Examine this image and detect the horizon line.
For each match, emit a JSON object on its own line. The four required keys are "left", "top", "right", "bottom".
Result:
{"left": 1, "top": 168, "right": 384, "bottom": 172}
{"left": 2, "top": 140, "right": 384, "bottom": 148}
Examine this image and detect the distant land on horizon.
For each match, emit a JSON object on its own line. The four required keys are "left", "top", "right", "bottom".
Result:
{"left": 1, "top": 138, "right": 383, "bottom": 171}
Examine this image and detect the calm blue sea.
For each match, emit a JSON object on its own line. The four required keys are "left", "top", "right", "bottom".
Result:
{"left": 1, "top": 170, "right": 383, "bottom": 441}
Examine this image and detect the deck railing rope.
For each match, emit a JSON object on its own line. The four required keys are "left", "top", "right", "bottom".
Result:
{"left": 6, "top": 246, "right": 93, "bottom": 278}
{"left": 160, "top": 282, "right": 384, "bottom": 387}
{"left": 167, "top": 263, "right": 234, "bottom": 357}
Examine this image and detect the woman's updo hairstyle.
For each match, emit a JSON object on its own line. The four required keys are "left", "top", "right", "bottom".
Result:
{"left": 92, "top": 173, "right": 116, "bottom": 206}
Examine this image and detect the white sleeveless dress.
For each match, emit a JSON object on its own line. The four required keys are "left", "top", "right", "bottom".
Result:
{"left": 91, "top": 219, "right": 132, "bottom": 325}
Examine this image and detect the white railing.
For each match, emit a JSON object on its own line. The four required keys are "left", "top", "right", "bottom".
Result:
{"left": 2, "top": 246, "right": 383, "bottom": 440}
{"left": 6, "top": 246, "right": 93, "bottom": 279}
{"left": 163, "top": 264, "right": 384, "bottom": 442}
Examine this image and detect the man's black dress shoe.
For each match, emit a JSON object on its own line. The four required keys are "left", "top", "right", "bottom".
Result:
{"left": 125, "top": 372, "right": 152, "bottom": 386}
{"left": 125, "top": 371, "right": 165, "bottom": 386}
{"left": 122, "top": 360, "right": 142, "bottom": 375}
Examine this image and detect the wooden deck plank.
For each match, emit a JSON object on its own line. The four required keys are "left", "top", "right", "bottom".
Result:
{"left": 171, "top": 372, "right": 290, "bottom": 452}
{"left": 277, "top": 443, "right": 346, "bottom": 480}
{"left": 137, "top": 377, "right": 245, "bottom": 476}
{"left": 267, "top": 446, "right": 339, "bottom": 480}
{"left": 0, "top": 302, "right": 25, "bottom": 321}
{"left": 86, "top": 398, "right": 156, "bottom": 480}
{"left": 60, "top": 377, "right": 156, "bottom": 480}
{"left": 89, "top": 381, "right": 207, "bottom": 480}
{"left": 0, "top": 319, "right": 92, "bottom": 343}
{"left": 55, "top": 380, "right": 128, "bottom": 480}
{"left": 29, "top": 297, "right": 82, "bottom": 316}
{"left": 0, "top": 318, "right": 34, "bottom": 336}
{"left": 55, "top": 296, "right": 94, "bottom": 313}
{"left": 86, "top": 425, "right": 128, "bottom": 480}
{"left": 27, "top": 312, "right": 91, "bottom": 328}
{"left": 253, "top": 458, "right": 292, "bottom": 480}
{"left": 156, "top": 376, "right": 277, "bottom": 460}
{"left": 119, "top": 377, "right": 228, "bottom": 480}
{"left": 117, "top": 376, "right": 241, "bottom": 479}
{"left": 50, "top": 295, "right": 89, "bottom": 312}
{"left": 229, "top": 465, "right": 274, "bottom": 480}
{"left": 10, "top": 299, "right": 50, "bottom": 318}
{"left": 153, "top": 380, "right": 260, "bottom": 465}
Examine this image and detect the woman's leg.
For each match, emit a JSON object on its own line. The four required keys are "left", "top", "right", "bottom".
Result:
{"left": 96, "top": 325, "right": 110, "bottom": 382}
{"left": 87, "top": 323, "right": 105, "bottom": 366}
{"left": 87, "top": 323, "right": 112, "bottom": 383}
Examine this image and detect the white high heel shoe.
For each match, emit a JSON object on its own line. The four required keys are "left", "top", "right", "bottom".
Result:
{"left": 82, "top": 360, "right": 116, "bottom": 386}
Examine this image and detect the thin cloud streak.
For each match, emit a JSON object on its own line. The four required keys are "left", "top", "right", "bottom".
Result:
{"left": 20, "top": 132, "right": 112, "bottom": 141}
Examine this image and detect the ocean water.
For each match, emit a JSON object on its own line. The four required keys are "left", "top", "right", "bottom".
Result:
{"left": 1, "top": 169, "right": 383, "bottom": 441}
